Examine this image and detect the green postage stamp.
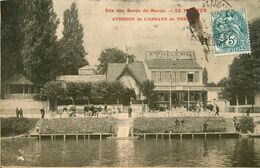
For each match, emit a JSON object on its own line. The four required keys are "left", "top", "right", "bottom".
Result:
{"left": 211, "top": 9, "right": 251, "bottom": 56}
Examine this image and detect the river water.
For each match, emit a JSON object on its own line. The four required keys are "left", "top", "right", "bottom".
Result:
{"left": 1, "top": 138, "right": 260, "bottom": 167}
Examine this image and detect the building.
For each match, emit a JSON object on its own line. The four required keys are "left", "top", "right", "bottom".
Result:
{"left": 3, "top": 74, "right": 34, "bottom": 99}
{"left": 107, "top": 50, "right": 207, "bottom": 109}
{"left": 56, "top": 65, "right": 106, "bottom": 82}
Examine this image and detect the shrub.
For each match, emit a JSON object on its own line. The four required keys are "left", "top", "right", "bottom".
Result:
{"left": 239, "top": 116, "right": 255, "bottom": 133}
{"left": 1, "top": 117, "right": 38, "bottom": 137}
{"left": 40, "top": 117, "right": 117, "bottom": 134}
{"left": 133, "top": 117, "right": 226, "bottom": 133}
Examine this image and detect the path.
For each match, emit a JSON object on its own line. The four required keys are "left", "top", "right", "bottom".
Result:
{"left": 115, "top": 113, "right": 134, "bottom": 137}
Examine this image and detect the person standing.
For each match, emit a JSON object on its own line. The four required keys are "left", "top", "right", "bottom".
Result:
{"left": 40, "top": 108, "right": 45, "bottom": 119}
{"left": 246, "top": 108, "right": 250, "bottom": 116}
{"left": 128, "top": 106, "right": 132, "bottom": 118}
{"left": 215, "top": 105, "right": 220, "bottom": 117}
{"left": 19, "top": 108, "right": 23, "bottom": 118}
{"left": 16, "top": 108, "right": 19, "bottom": 118}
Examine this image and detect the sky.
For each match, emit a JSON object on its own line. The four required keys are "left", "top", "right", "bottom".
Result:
{"left": 53, "top": 0, "right": 260, "bottom": 83}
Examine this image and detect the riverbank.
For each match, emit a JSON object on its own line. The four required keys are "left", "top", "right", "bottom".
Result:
{"left": 1, "top": 117, "right": 38, "bottom": 137}
{"left": 2, "top": 115, "right": 258, "bottom": 138}
{"left": 39, "top": 117, "right": 117, "bottom": 134}
{"left": 133, "top": 117, "right": 228, "bottom": 133}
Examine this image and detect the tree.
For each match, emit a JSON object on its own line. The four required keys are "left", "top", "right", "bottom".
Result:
{"left": 221, "top": 19, "right": 260, "bottom": 108}
{"left": 110, "top": 81, "right": 125, "bottom": 104}
{"left": 222, "top": 56, "right": 255, "bottom": 104}
{"left": 217, "top": 77, "right": 228, "bottom": 87}
{"left": 65, "top": 82, "right": 82, "bottom": 105}
{"left": 44, "top": 81, "right": 65, "bottom": 111}
{"left": 58, "top": 2, "right": 88, "bottom": 75}
{"left": 1, "top": 0, "right": 26, "bottom": 98}
{"left": 79, "top": 82, "right": 92, "bottom": 104}
{"left": 93, "top": 81, "right": 112, "bottom": 104}
{"left": 21, "top": 0, "right": 60, "bottom": 86}
{"left": 140, "top": 80, "right": 155, "bottom": 109}
{"left": 97, "top": 48, "right": 135, "bottom": 74}
{"left": 206, "top": 82, "right": 217, "bottom": 87}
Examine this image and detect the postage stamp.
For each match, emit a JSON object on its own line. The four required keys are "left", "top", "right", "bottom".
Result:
{"left": 211, "top": 9, "right": 251, "bottom": 56}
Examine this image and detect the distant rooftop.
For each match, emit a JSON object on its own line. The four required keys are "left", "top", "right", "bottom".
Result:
{"left": 145, "top": 50, "right": 196, "bottom": 60}
{"left": 145, "top": 59, "right": 202, "bottom": 69}
{"left": 57, "top": 75, "right": 105, "bottom": 82}
{"left": 106, "top": 62, "right": 147, "bottom": 84}
{"left": 79, "top": 65, "right": 96, "bottom": 70}
{"left": 78, "top": 65, "right": 97, "bottom": 75}
{"left": 5, "top": 74, "right": 33, "bottom": 85}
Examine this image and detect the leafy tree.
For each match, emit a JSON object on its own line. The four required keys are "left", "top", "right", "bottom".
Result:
{"left": 110, "top": 81, "right": 125, "bottom": 104}
{"left": 44, "top": 81, "right": 65, "bottom": 111}
{"left": 250, "top": 19, "right": 260, "bottom": 92}
{"left": 21, "top": 0, "right": 60, "bottom": 86}
{"left": 1, "top": 0, "right": 26, "bottom": 98}
{"left": 58, "top": 2, "right": 88, "bottom": 75}
{"left": 93, "top": 81, "right": 112, "bottom": 104}
{"left": 206, "top": 82, "right": 217, "bottom": 87}
{"left": 65, "top": 82, "right": 82, "bottom": 105}
{"left": 217, "top": 77, "right": 228, "bottom": 87}
{"left": 140, "top": 80, "right": 155, "bottom": 109}
{"left": 79, "top": 82, "right": 92, "bottom": 104}
{"left": 221, "top": 19, "right": 260, "bottom": 108}
{"left": 97, "top": 48, "right": 135, "bottom": 74}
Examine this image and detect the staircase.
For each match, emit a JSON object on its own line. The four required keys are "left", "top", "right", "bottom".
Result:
{"left": 107, "top": 118, "right": 135, "bottom": 140}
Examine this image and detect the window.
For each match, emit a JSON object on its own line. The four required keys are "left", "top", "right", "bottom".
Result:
{"left": 180, "top": 71, "right": 186, "bottom": 82}
{"left": 188, "top": 73, "right": 194, "bottom": 82}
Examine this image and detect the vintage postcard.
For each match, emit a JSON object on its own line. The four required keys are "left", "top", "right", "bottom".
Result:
{"left": 1, "top": 0, "right": 260, "bottom": 167}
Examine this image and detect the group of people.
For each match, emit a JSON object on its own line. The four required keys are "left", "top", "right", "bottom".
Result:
{"left": 62, "top": 106, "right": 77, "bottom": 117}
{"left": 16, "top": 108, "right": 23, "bottom": 118}
{"left": 83, "top": 104, "right": 103, "bottom": 117}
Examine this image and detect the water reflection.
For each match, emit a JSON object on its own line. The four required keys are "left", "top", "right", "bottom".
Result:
{"left": 1, "top": 138, "right": 260, "bottom": 167}
{"left": 116, "top": 139, "right": 134, "bottom": 166}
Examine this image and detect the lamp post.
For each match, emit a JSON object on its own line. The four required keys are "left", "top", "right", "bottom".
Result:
{"left": 187, "top": 72, "right": 193, "bottom": 112}
{"left": 187, "top": 81, "right": 190, "bottom": 112}
{"left": 169, "top": 73, "right": 172, "bottom": 112}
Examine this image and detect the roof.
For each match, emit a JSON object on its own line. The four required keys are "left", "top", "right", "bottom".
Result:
{"left": 5, "top": 74, "right": 33, "bottom": 85}
{"left": 57, "top": 75, "right": 105, "bottom": 82}
{"left": 145, "top": 59, "right": 203, "bottom": 69}
{"left": 79, "top": 65, "right": 96, "bottom": 70}
{"left": 106, "top": 62, "right": 148, "bottom": 84}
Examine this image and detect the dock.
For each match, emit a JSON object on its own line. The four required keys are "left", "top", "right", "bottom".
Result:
{"left": 132, "top": 132, "right": 240, "bottom": 140}
{"left": 30, "top": 133, "right": 115, "bottom": 141}
{"left": 30, "top": 132, "right": 240, "bottom": 140}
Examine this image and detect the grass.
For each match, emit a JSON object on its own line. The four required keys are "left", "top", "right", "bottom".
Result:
{"left": 133, "top": 117, "right": 227, "bottom": 133}
{"left": 1, "top": 117, "right": 38, "bottom": 137}
{"left": 40, "top": 117, "right": 117, "bottom": 134}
